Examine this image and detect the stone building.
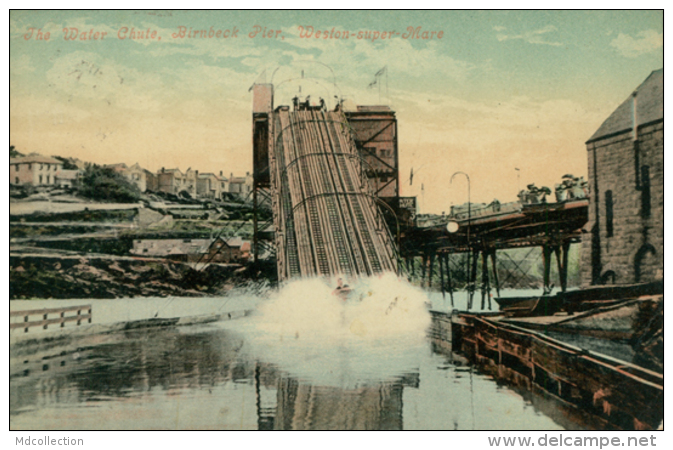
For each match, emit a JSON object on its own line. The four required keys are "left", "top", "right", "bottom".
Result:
{"left": 125, "top": 163, "right": 157, "bottom": 192}
{"left": 197, "top": 172, "right": 228, "bottom": 199}
{"left": 580, "top": 69, "right": 663, "bottom": 286}
{"left": 229, "top": 172, "right": 253, "bottom": 197}
{"left": 54, "top": 169, "right": 81, "bottom": 187}
{"left": 183, "top": 168, "right": 199, "bottom": 197}
{"left": 130, "top": 237, "right": 250, "bottom": 263}
{"left": 157, "top": 168, "right": 184, "bottom": 195}
{"left": 10, "top": 154, "right": 63, "bottom": 186}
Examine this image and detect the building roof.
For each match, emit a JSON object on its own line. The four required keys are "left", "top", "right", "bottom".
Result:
{"left": 226, "top": 237, "right": 244, "bottom": 248}
{"left": 130, "top": 237, "right": 249, "bottom": 257}
{"left": 356, "top": 105, "right": 392, "bottom": 112}
{"left": 587, "top": 69, "right": 663, "bottom": 143}
{"left": 55, "top": 170, "right": 80, "bottom": 180}
{"left": 103, "top": 163, "right": 128, "bottom": 171}
{"left": 159, "top": 168, "right": 183, "bottom": 176}
{"left": 10, "top": 154, "right": 63, "bottom": 165}
{"left": 198, "top": 172, "right": 227, "bottom": 181}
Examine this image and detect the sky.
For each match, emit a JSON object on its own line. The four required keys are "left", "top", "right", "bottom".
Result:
{"left": 9, "top": 10, "right": 663, "bottom": 213}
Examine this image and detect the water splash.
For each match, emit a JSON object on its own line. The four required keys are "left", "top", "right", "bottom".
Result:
{"left": 242, "top": 273, "right": 432, "bottom": 387}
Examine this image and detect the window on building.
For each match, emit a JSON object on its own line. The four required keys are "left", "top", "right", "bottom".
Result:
{"left": 28, "top": 164, "right": 31, "bottom": 170}
{"left": 47, "top": 175, "right": 50, "bottom": 184}
{"left": 39, "top": 175, "right": 43, "bottom": 184}
{"left": 15, "top": 177, "right": 19, "bottom": 184}
{"left": 16, "top": 164, "right": 19, "bottom": 172}
{"left": 605, "top": 190, "right": 613, "bottom": 237}
{"left": 641, "top": 165, "right": 651, "bottom": 218}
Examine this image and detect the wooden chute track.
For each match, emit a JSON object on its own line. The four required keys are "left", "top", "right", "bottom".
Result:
{"left": 269, "top": 110, "right": 397, "bottom": 281}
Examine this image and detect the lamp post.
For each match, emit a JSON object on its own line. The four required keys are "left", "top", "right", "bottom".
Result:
{"left": 450, "top": 171, "right": 472, "bottom": 308}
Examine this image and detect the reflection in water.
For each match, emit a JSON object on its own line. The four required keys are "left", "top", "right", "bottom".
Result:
{"left": 11, "top": 321, "right": 565, "bottom": 430}
{"left": 258, "top": 362, "right": 417, "bottom": 430}
{"left": 11, "top": 277, "right": 582, "bottom": 430}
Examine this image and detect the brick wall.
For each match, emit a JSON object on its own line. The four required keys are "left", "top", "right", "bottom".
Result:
{"left": 580, "top": 121, "right": 663, "bottom": 286}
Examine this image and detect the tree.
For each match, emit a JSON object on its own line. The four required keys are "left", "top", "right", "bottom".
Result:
{"left": 53, "top": 156, "right": 79, "bottom": 170}
{"left": 10, "top": 145, "right": 24, "bottom": 158}
{"left": 79, "top": 164, "right": 141, "bottom": 203}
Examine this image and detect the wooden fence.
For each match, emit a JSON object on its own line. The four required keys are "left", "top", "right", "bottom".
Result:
{"left": 10, "top": 305, "right": 92, "bottom": 333}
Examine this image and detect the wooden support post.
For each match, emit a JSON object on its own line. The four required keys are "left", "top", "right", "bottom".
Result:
{"left": 486, "top": 250, "right": 492, "bottom": 310}
{"left": 253, "top": 187, "right": 259, "bottom": 264}
{"left": 543, "top": 245, "right": 553, "bottom": 294}
{"left": 445, "top": 254, "right": 454, "bottom": 307}
{"left": 428, "top": 253, "right": 435, "bottom": 289}
{"left": 553, "top": 245, "right": 563, "bottom": 293}
{"left": 481, "top": 249, "right": 490, "bottom": 310}
{"left": 489, "top": 249, "right": 500, "bottom": 298}
{"left": 465, "top": 251, "right": 471, "bottom": 303}
{"left": 469, "top": 248, "right": 479, "bottom": 309}
{"left": 439, "top": 253, "right": 446, "bottom": 299}
{"left": 421, "top": 255, "right": 427, "bottom": 287}
{"left": 561, "top": 242, "right": 570, "bottom": 292}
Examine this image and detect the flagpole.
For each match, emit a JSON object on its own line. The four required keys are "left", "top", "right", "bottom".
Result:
{"left": 386, "top": 66, "right": 388, "bottom": 105}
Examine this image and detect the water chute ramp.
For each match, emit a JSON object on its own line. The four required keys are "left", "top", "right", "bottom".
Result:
{"left": 268, "top": 108, "right": 398, "bottom": 281}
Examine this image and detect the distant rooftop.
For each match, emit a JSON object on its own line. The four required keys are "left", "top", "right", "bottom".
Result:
{"left": 587, "top": 69, "right": 663, "bottom": 143}
{"left": 10, "top": 154, "right": 63, "bottom": 165}
{"left": 354, "top": 105, "right": 393, "bottom": 112}
{"left": 56, "top": 170, "right": 80, "bottom": 180}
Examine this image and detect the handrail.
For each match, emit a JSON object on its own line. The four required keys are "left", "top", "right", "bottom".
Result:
{"left": 10, "top": 305, "right": 92, "bottom": 333}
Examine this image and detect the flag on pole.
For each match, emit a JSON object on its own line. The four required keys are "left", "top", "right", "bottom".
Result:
{"left": 367, "top": 66, "right": 387, "bottom": 89}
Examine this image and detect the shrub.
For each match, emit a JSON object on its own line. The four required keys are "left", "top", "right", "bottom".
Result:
{"left": 79, "top": 164, "right": 141, "bottom": 203}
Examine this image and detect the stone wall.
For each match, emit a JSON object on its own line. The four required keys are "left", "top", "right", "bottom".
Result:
{"left": 580, "top": 121, "right": 663, "bottom": 286}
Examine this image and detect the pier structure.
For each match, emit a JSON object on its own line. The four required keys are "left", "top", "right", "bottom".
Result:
{"left": 401, "top": 199, "right": 589, "bottom": 308}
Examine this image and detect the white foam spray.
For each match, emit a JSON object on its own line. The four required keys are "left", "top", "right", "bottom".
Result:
{"left": 241, "top": 272, "right": 432, "bottom": 388}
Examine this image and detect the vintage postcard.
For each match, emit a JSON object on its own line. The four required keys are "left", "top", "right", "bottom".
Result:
{"left": 9, "top": 10, "right": 663, "bottom": 435}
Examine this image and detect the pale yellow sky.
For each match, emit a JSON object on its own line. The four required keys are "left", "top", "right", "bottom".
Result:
{"left": 10, "top": 10, "right": 663, "bottom": 213}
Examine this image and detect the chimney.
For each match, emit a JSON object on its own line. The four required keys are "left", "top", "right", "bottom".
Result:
{"left": 161, "top": 167, "right": 165, "bottom": 173}
{"left": 220, "top": 170, "right": 223, "bottom": 176}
